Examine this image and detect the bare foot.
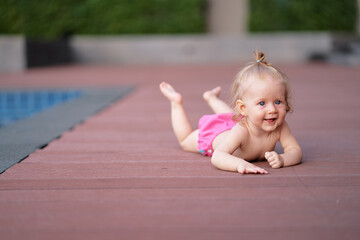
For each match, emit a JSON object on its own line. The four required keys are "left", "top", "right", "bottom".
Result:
{"left": 203, "top": 86, "right": 221, "bottom": 102}
{"left": 159, "top": 82, "right": 182, "bottom": 104}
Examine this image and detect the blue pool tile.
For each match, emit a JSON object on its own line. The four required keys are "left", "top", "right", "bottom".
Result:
{"left": 0, "top": 90, "right": 82, "bottom": 128}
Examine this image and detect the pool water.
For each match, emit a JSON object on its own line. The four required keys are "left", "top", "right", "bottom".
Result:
{"left": 0, "top": 90, "right": 82, "bottom": 128}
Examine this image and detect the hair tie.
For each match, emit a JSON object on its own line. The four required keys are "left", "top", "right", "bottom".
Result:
{"left": 256, "top": 59, "right": 262, "bottom": 63}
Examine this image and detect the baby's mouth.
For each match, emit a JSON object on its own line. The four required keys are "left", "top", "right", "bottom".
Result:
{"left": 264, "top": 117, "right": 277, "bottom": 123}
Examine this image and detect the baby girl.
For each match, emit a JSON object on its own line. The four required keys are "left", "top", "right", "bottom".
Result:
{"left": 159, "top": 51, "right": 302, "bottom": 174}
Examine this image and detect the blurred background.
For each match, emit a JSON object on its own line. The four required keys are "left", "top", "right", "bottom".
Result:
{"left": 0, "top": 0, "right": 359, "bottom": 71}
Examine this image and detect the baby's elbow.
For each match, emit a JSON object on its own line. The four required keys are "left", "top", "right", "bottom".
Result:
{"left": 292, "top": 147, "right": 303, "bottom": 165}
{"left": 298, "top": 148, "right": 303, "bottom": 164}
{"left": 211, "top": 151, "right": 221, "bottom": 168}
{"left": 294, "top": 146, "right": 302, "bottom": 160}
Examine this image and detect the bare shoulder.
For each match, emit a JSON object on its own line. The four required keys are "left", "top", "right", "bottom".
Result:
{"left": 279, "top": 120, "right": 301, "bottom": 149}
{"left": 213, "top": 122, "right": 249, "bottom": 153}
{"left": 279, "top": 120, "right": 292, "bottom": 136}
{"left": 230, "top": 122, "right": 250, "bottom": 142}
{"left": 232, "top": 122, "right": 248, "bottom": 134}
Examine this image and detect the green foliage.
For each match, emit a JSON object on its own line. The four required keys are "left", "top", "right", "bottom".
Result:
{"left": 2, "top": 0, "right": 356, "bottom": 38}
{"left": 0, "top": 0, "right": 206, "bottom": 39}
{"left": 75, "top": 0, "right": 206, "bottom": 34}
{"left": 249, "top": 0, "right": 357, "bottom": 32}
{"left": 18, "top": 0, "right": 79, "bottom": 39}
{"left": 0, "top": 0, "right": 22, "bottom": 34}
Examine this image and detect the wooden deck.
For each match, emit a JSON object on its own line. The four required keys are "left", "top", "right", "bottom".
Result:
{"left": 0, "top": 63, "right": 359, "bottom": 240}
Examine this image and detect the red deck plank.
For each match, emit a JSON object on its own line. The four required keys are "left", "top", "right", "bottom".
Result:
{"left": 0, "top": 63, "right": 360, "bottom": 240}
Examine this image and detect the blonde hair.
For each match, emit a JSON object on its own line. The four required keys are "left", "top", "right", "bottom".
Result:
{"left": 231, "top": 50, "right": 292, "bottom": 121}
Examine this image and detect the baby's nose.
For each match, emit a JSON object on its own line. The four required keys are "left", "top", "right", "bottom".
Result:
{"left": 267, "top": 103, "right": 277, "bottom": 112}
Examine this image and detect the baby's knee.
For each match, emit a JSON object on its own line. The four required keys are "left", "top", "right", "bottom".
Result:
{"left": 180, "top": 139, "right": 198, "bottom": 153}
{"left": 180, "top": 141, "right": 192, "bottom": 152}
{"left": 179, "top": 130, "right": 198, "bottom": 153}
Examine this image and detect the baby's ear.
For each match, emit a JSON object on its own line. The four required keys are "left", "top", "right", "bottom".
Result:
{"left": 236, "top": 100, "right": 247, "bottom": 116}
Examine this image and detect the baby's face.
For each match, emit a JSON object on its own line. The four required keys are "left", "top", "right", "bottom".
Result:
{"left": 242, "top": 77, "right": 287, "bottom": 133}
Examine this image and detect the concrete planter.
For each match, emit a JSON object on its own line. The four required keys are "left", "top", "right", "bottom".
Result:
{"left": 0, "top": 35, "right": 26, "bottom": 72}
{"left": 0, "top": 35, "right": 73, "bottom": 72}
{"left": 71, "top": 33, "right": 332, "bottom": 65}
{"left": 1, "top": 33, "right": 333, "bottom": 72}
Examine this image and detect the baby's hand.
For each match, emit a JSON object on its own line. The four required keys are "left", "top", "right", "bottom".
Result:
{"left": 237, "top": 161, "right": 268, "bottom": 174}
{"left": 265, "top": 151, "right": 283, "bottom": 169}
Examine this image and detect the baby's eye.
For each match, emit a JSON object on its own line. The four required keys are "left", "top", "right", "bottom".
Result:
{"left": 275, "top": 100, "right": 281, "bottom": 105}
{"left": 259, "top": 101, "right": 265, "bottom": 106}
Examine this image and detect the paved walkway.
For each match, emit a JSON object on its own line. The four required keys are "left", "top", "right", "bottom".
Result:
{"left": 0, "top": 63, "right": 359, "bottom": 239}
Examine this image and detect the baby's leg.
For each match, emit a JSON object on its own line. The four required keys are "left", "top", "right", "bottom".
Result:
{"left": 203, "top": 86, "right": 232, "bottom": 114}
{"left": 159, "top": 82, "right": 199, "bottom": 152}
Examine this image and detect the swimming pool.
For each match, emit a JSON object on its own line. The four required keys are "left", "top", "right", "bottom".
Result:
{"left": 0, "top": 90, "right": 82, "bottom": 128}
{"left": 0, "top": 86, "right": 133, "bottom": 174}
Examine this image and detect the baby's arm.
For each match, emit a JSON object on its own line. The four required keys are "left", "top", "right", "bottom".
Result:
{"left": 211, "top": 125, "right": 268, "bottom": 174}
{"left": 266, "top": 121, "right": 302, "bottom": 168}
